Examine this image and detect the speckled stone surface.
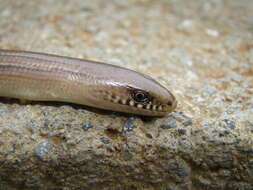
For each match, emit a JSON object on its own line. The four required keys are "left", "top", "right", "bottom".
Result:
{"left": 0, "top": 0, "right": 253, "bottom": 189}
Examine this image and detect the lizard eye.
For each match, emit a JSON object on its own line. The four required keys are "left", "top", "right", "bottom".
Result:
{"left": 132, "top": 90, "right": 150, "bottom": 104}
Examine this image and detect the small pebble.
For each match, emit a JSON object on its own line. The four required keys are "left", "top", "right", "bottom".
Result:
{"left": 146, "top": 133, "right": 153, "bottom": 139}
{"left": 179, "top": 19, "right": 193, "bottom": 28}
{"left": 223, "top": 119, "right": 235, "bottom": 129}
{"left": 128, "top": 138, "right": 139, "bottom": 143}
{"left": 206, "top": 28, "right": 219, "bottom": 37}
{"left": 219, "top": 130, "right": 230, "bottom": 137}
{"left": 82, "top": 123, "right": 93, "bottom": 131}
{"left": 42, "top": 110, "right": 50, "bottom": 116}
{"left": 171, "top": 112, "right": 190, "bottom": 122}
{"left": 34, "top": 141, "right": 52, "bottom": 161}
{"left": 100, "top": 137, "right": 110, "bottom": 144}
{"left": 160, "top": 120, "right": 177, "bottom": 129}
{"left": 178, "top": 129, "right": 186, "bottom": 136}
{"left": 182, "top": 120, "right": 192, "bottom": 127}
{"left": 43, "top": 120, "right": 50, "bottom": 127}
{"left": 123, "top": 118, "right": 136, "bottom": 132}
{"left": 177, "top": 19, "right": 194, "bottom": 32}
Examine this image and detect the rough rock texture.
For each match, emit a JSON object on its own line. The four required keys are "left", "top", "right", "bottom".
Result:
{"left": 0, "top": 0, "right": 253, "bottom": 189}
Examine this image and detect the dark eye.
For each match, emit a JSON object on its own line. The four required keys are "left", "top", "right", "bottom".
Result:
{"left": 132, "top": 91, "right": 150, "bottom": 104}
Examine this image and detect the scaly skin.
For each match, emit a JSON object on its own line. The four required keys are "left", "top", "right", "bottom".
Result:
{"left": 0, "top": 49, "right": 177, "bottom": 116}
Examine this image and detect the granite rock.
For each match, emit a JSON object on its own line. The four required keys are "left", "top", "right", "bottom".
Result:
{"left": 0, "top": 0, "right": 253, "bottom": 189}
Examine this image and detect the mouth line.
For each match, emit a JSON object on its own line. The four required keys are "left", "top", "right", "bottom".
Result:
{"left": 116, "top": 99, "right": 170, "bottom": 112}
{"left": 105, "top": 94, "right": 172, "bottom": 112}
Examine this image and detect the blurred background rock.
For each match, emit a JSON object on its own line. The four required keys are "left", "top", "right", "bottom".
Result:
{"left": 0, "top": 0, "right": 252, "bottom": 189}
